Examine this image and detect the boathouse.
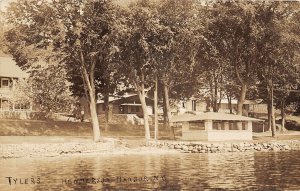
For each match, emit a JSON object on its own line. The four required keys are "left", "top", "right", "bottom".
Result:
{"left": 171, "top": 112, "right": 262, "bottom": 141}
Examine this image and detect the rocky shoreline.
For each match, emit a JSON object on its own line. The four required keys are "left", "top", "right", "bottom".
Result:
{"left": 0, "top": 139, "right": 178, "bottom": 159}
{"left": 1, "top": 139, "right": 300, "bottom": 159}
{"left": 151, "top": 140, "right": 300, "bottom": 153}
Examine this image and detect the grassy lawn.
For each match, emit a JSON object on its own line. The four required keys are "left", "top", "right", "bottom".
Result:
{"left": 0, "top": 119, "right": 174, "bottom": 138}
{"left": 1, "top": 116, "right": 300, "bottom": 144}
{"left": 253, "top": 131, "right": 300, "bottom": 141}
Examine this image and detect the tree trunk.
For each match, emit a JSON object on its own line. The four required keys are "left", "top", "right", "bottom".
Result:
{"left": 163, "top": 82, "right": 174, "bottom": 139}
{"left": 89, "top": 95, "right": 101, "bottom": 141}
{"left": 79, "top": 51, "right": 101, "bottom": 142}
{"left": 228, "top": 95, "right": 233, "bottom": 114}
{"left": 104, "top": 93, "right": 109, "bottom": 131}
{"left": 217, "top": 87, "right": 222, "bottom": 112}
{"left": 271, "top": 104, "right": 276, "bottom": 137}
{"left": 237, "top": 84, "right": 247, "bottom": 115}
{"left": 163, "top": 93, "right": 167, "bottom": 127}
{"left": 137, "top": 89, "right": 151, "bottom": 142}
{"left": 154, "top": 75, "right": 158, "bottom": 140}
{"left": 209, "top": 79, "right": 214, "bottom": 112}
{"left": 213, "top": 81, "right": 218, "bottom": 112}
{"left": 270, "top": 79, "right": 276, "bottom": 137}
{"left": 267, "top": 100, "right": 272, "bottom": 132}
{"left": 133, "top": 71, "right": 150, "bottom": 143}
{"left": 280, "top": 100, "right": 287, "bottom": 132}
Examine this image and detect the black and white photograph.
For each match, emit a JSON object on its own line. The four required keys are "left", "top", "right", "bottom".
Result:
{"left": 0, "top": 0, "right": 300, "bottom": 190}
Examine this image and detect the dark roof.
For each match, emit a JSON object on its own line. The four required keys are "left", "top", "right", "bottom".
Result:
{"left": 97, "top": 94, "right": 137, "bottom": 104}
{"left": 0, "top": 56, "right": 29, "bottom": 78}
{"left": 170, "top": 112, "right": 262, "bottom": 122}
{"left": 97, "top": 94, "right": 153, "bottom": 104}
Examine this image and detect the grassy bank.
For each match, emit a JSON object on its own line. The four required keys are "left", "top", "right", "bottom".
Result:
{"left": 1, "top": 117, "right": 299, "bottom": 140}
{"left": 0, "top": 119, "right": 174, "bottom": 138}
{"left": 0, "top": 119, "right": 93, "bottom": 136}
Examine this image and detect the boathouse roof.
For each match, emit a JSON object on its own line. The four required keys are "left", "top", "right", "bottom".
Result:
{"left": 170, "top": 112, "right": 262, "bottom": 123}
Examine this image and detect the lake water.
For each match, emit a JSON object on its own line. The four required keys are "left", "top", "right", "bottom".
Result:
{"left": 1, "top": 151, "right": 300, "bottom": 190}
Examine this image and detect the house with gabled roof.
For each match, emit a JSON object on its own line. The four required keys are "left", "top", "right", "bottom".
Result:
{"left": 0, "top": 56, "right": 31, "bottom": 112}
{"left": 96, "top": 93, "right": 154, "bottom": 117}
{"left": 77, "top": 93, "right": 154, "bottom": 124}
{"left": 176, "top": 98, "right": 268, "bottom": 116}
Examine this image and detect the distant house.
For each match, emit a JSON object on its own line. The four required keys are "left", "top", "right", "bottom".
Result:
{"left": 0, "top": 56, "right": 32, "bottom": 112}
{"left": 175, "top": 98, "right": 268, "bottom": 116}
{"left": 78, "top": 93, "right": 154, "bottom": 122}
{"left": 96, "top": 94, "right": 154, "bottom": 117}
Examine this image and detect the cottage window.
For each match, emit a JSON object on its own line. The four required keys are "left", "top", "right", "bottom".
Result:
{"left": 192, "top": 100, "right": 196, "bottom": 111}
{"left": 0, "top": 99, "right": 10, "bottom": 110}
{"left": 213, "top": 122, "right": 222, "bottom": 130}
{"left": 1, "top": 78, "right": 9, "bottom": 88}
{"left": 189, "top": 122, "right": 205, "bottom": 130}
{"left": 14, "top": 102, "right": 30, "bottom": 110}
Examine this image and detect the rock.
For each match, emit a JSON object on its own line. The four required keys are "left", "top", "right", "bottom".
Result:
{"left": 199, "top": 149, "right": 206, "bottom": 153}
{"left": 188, "top": 146, "right": 194, "bottom": 151}
{"left": 211, "top": 148, "right": 218, "bottom": 153}
{"left": 232, "top": 144, "right": 237, "bottom": 149}
{"left": 254, "top": 146, "right": 261, "bottom": 151}
{"left": 182, "top": 145, "right": 189, "bottom": 151}
{"left": 192, "top": 149, "right": 198, "bottom": 153}
{"left": 271, "top": 147, "right": 280, "bottom": 152}
{"left": 214, "top": 143, "right": 220, "bottom": 148}
{"left": 284, "top": 145, "right": 291, "bottom": 150}
{"left": 262, "top": 143, "right": 268, "bottom": 148}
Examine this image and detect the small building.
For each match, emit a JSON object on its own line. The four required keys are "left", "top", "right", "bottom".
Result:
{"left": 176, "top": 98, "right": 268, "bottom": 116}
{"left": 96, "top": 94, "right": 154, "bottom": 117}
{"left": 0, "top": 56, "right": 31, "bottom": 112}
{"left": 80, "top": 94, "right": 154, "bottom": 121}
{"left": 171, "top": 112, "right": 262, "bottom": 141}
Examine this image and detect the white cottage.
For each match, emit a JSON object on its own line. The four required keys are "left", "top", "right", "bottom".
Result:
{"left": 171, "top": 112, "right": 262, "bottom": 141}
{"left": 0, "top": 56, "right": 30, "bottom": 111}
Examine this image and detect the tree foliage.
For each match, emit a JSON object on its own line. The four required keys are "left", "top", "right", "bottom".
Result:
{"left": 12, "top": 64, "right": 76, "bottom": 118}
{"left": 3, "top": 0, "right": 300, "bottom": 140}
{"left": 4, "top": 0, "right": 125, "bottom": 141}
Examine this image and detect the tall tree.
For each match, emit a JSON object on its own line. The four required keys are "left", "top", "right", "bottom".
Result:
{"left": 5, "top": 0, "right": 123, "bottom": 141}
{"left": 118, "top": 0, "right": 160, "bottom": 142}
{"left": 204, "top": 1, "right": 265, "bottom": 116}
{"left": 251, "top": 1, "right": 300, "bottom": 136}
{"left": 155, "top": 0, "right": 203, "bottom": 133}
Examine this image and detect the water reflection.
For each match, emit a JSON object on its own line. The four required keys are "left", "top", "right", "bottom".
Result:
{"left": 1, "top": 151, "right": 300, "bottom": 190}
{"left": 254, "top": 152, "right": 300, "bottom": 190}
